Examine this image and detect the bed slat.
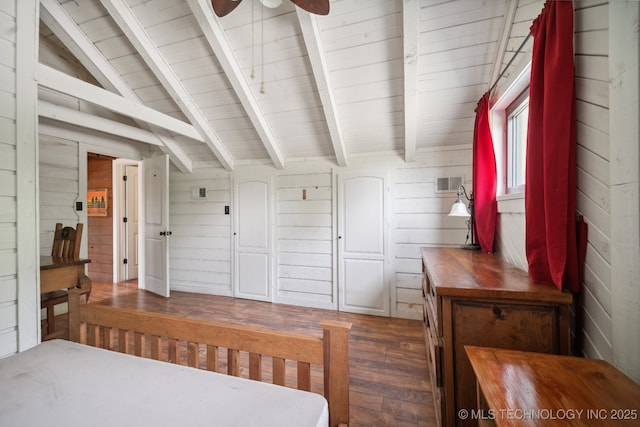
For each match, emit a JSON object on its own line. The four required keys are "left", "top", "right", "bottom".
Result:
{"left": 187, "top": 341, "right": 199, "bottom": 368}
{"left": 249, "top": 352, "right": 262, "bottom": 381}
{"left": 298, "top": 361, "right": 311, "bottom": 391}
{"left": 206, "top": 344, "right": 218, "bottom": 372}
{"left": 273, "top": 357, "right": 285, "bottom": 386}
{"left": 228, "top": 348, "right": 239, "bottom": 376}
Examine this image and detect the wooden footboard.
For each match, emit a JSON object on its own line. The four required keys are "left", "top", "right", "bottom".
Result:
{"left": 68, "top": 288, "right": 351, "bottom": 427}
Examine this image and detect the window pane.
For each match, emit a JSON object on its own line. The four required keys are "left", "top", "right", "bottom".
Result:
{"left": 507, "top": 97, "right": 528, "bottom": 191}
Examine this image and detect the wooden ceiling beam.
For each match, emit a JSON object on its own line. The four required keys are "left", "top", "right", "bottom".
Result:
{"left": 38, "top": 64, "right": 204, "bottom": 140}
{"left": 296, "top": 9, "right": 348, "bottom": 167}
{"left": 39, "top": 100, "right": 164, "bottom": 147}
{"left": 100, "top": 0, "right": 235, "bottom": 171}
{"left": 488, "top": 0, "right": 519, "bottom": 95}
{"left": 187, "top": 0, "right": 286, "bottom": 169}
{"left": 402, "top": 0, "right": 419, "bottom": 162}
{"left": 40, "top": 0, "right": 193, "bottom": 174}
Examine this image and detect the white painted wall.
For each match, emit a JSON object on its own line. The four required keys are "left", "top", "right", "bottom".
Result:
{"left": 492, "top": 1, "right": 640, "bottom": 382}
{"left": 3, "top": 0, "right": 41, "bottom": 356}
{"left": 168, "top": 151, "right": 472, "bottom": 320}
{"left": 0, "top": 0, "right": 21, "bottom": 357}
{"left": 169, "top": 168, "right": 232, "bottom": 295}
{"left": 608, "top": 0, "right": 639, "bottom": 383}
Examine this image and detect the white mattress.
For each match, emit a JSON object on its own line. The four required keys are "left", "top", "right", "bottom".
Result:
{"left": 0, "top": 340, "right": 328, "bottom": 427}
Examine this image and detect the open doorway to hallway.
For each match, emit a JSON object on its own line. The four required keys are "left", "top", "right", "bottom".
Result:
{"left": 86, "top": 152, "right": 139, "bottom": 284}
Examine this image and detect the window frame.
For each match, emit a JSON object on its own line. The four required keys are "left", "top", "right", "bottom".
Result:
{"left": 490, "top": 62, "right": 531, "bottom": 200}
{"left": 505, "top": 89, "right": 529, "bottom": 194}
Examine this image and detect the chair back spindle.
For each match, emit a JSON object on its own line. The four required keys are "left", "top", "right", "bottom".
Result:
{"left": 51, "top": 223, "right": 83, "bottom": 259}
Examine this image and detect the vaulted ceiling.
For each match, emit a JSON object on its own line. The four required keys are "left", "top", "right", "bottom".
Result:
{"left": 38, "top": 0, "right": 540, "bottom": 173}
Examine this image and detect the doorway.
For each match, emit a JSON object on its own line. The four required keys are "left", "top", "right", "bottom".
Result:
{"left": 86, "top": 153, "right": 140, "bottom": 284}
{"left": 116, "top": 161, "right": 139, "bottom": 282}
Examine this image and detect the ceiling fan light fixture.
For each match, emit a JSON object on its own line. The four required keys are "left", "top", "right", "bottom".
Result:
{"left": 260, "top": 0, "right": 283, "bottom": 8}
{"left": 212, "top": 0, "right": 329, "bottom": 17}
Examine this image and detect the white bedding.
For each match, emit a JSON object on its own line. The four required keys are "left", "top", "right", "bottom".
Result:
{"left": 0, "top": 340, "right": 328, "bottom": 427}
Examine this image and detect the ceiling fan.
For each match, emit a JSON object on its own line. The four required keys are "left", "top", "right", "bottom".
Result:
{"left": 211, "top": 0, "right": 329, "bottom": 17}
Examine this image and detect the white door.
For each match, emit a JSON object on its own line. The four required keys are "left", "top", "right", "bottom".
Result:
{"left": 124, "top": 164, "right": 139, "bottom": 280}
{"left": 234, "top": 176, "right": 272, "bottom": 302}
{"left": 141, "top": 155, "right": 170, "bottom": 297}
{"left": 338, "top": 173, "right": 389, "bottom": 316}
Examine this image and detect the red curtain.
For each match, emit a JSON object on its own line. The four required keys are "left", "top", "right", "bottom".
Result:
{"left": 526, "top": 0, "right": 581, "bottom": 291}
{"left": 472, "top": 93, "right": 497, "bottom": 252}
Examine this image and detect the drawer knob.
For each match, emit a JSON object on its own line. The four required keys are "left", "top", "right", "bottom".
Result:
{"left": 492, "top": 305, "right": 504, "bottom": 319}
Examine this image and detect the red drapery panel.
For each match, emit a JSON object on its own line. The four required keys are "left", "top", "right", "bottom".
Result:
{"left": 526, "top": 0, "right": 581, "bottom": 291}
{"left": 472, "top": 92, "right": 497, "bottom": 253}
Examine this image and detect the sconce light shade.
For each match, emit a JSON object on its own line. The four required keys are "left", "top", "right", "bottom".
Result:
{"left": 448, "top": 199, "right": 470, "bottom": 217}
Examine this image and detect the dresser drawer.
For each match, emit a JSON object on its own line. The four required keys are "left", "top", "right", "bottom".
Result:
{"left": 424, "top": 318, "right": 445, "bottom": 427}
{"left": 424, "top": 302, "right": 443, "bottom": 388}
{"left": 422, "top": 270, "right": 442, "bottom": 337}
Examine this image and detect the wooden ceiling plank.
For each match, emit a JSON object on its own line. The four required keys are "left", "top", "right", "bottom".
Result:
{"left": 39, "top": 0, "right": 193, "bottom": 173}
{"left": 296, "top": 9, "right": 347, "bottom": 167}
{"left": 99, "top": 0, "right": 235, "bottom": 171}
{"left": 403, "top": 0, "right": 418, "bottom": 162}
{"left": 186, "top": 0, "right": 286, "bottom": 169}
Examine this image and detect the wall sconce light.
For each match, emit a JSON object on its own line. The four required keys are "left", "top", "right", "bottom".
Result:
{"left": 448, "top": 185, "right": 481, "bottom": 250}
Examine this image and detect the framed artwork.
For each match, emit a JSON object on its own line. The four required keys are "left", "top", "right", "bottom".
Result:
{"left": 88, "top": 188, "right": 108, "bottom": 217}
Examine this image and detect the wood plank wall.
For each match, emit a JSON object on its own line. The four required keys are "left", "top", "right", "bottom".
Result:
{"left": 169, "top": 152, "right": 472, "bottom": 320}
{"left": 39, "top": 135, "right": 80, "bottom": 254}
{"left": 169, "top": 169, "right": 232, "bottom": 295}
{"left": 574, "top": 0, "right": 612, "bottom": 362}
{"left": 276, "top": 171, "right": 334, "bottom": 309}
{"left": 494, "top": 1, "right": 615, "bottom": 363}
{"left": 0, "top": 0, "right": 18, "bottom": 357}
{"left": 87, "top": 154, "right": 114, "bottom": 283}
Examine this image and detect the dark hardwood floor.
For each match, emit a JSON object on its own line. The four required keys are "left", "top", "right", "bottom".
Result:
{"left": 51, "top": 281, "right": 436, "bottom": 427}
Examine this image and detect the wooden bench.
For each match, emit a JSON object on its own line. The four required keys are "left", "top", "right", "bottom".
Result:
{"left": 69, "top": 288, "right": 352, "bottom": 427}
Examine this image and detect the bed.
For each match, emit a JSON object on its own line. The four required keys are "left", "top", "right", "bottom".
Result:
{"left": 1, "top": 288, "right": 351, "bottom": 427}
{"left": 0, "top": 340, "right": 329, "bottom": 426}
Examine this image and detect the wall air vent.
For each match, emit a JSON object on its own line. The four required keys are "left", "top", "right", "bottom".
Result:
{"left": 435, "top": 176, "right": 462, "bottom": 193}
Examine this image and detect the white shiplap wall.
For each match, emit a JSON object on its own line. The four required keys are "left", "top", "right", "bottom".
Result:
{"left": 169, "top": 168, "right": 232, "bottom": 295}
{"left": 392, "top": 147, "right": 472, "bottom": 318}
{"left": 574, "top": 0, "right": 612, "bottom": 362}
{"left": 38, "top": 135, "right": 80, "bottom": 255}
{"left": 0, "top": 0, "right": 19, "bottom": 357}
{"left": 167, "top": 150, "right": 471, "bottom": 319}
{"left": 493, "top": 1, "right": 636, "bottom": 373}
{"left": 276, "top": 171, "right": 334, "bottom": 309}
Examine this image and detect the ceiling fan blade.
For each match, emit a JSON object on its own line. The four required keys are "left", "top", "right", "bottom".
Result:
{"left": 290, "top": 0, "right": 329, "bottom": 16}
{"left": 211, "top": 0, "right": 243, "bottom": 17}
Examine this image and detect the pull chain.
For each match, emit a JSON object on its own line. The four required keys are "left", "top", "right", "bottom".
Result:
{"left": 250, "top": 0, "right": 255, "bottom": 80}
{"left": 260, "top": 2, "right": 265, "bottom": 94}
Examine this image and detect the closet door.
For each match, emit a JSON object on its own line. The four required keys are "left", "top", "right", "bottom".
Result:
{"left": 141, "top": 155, "right": 169, "bottom": 297}
{"left": 338, "top": 173, "right": 389, "bottom": 316}
{"left": 234, "top": 176, "right": 273, "bottom": 302}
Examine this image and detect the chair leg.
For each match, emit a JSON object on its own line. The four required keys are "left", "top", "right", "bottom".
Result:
{"left": 46, "top": 303, "right": 55, "bottom": 336}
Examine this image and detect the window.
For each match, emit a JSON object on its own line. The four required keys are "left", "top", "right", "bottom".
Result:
{"left": 505, "top": 90, "right": 528, "bottom": 192}
{"left": 490, "top": 61, "right": 531, "bottom": 198}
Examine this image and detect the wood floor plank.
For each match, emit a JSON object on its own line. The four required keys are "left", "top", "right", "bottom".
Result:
{"left": 51, "top": 281, "right": 436, "bottom": 427}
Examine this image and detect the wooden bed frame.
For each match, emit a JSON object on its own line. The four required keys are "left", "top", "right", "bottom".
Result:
{"left": 68, "top": 289, "right": 351, "bottom": 427}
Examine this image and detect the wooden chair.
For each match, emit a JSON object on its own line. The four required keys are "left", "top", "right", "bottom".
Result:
{"left": 41, "top": 223, "right": 90, "bottom": 340}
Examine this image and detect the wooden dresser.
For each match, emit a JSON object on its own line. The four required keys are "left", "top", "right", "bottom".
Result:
{"left": 466, "top": 346, "right": 640, "bottom": 427}
{"left": 420, "top": 247, "right": 573, "bottom": 427}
